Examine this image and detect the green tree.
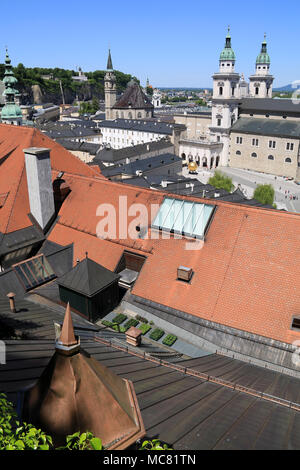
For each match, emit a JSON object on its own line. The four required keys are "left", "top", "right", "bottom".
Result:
{"left": 253, "top": 184, "right": 275, "bottom": 205}
{"left": 208, "top": 171, "right": 234, "bottom": 193}
{"left": 146, "top": 86, "right": 153, "bottom": 96}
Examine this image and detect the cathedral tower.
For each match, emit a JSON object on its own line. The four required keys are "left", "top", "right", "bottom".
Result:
{"left": 210, "top": 28, "right": 240, "bottom": 166}
{"left": 104, "top": 49, "right": 117, "bottom": 120}
{"left": 249, "top": 35, "right": 274, "bottom": 98}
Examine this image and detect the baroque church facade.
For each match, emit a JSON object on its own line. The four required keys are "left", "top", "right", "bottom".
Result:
{"left": 104, "top": 50, "right": 154, "bottom": 121}
{"left": 177, "top": 29, "right": 300, "bottom": 179}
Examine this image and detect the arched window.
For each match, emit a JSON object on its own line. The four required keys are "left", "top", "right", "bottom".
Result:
{"left": 236, "top": 151, "right": 241, "bottom": 155}
{"left": 251, "top": 153, "right": 257, "bottom": 158}
{"left": 255, "top": 87, "right": 259, "bottom": 96}
{"left": 137, "top": 112, "right": 142, "bottom": 118}
{"left": 285, "top": 158, "right": 292, "bottom": 163}
{"left": 128, "top": 112, "right": 132, "bottom": 119}
{"left": 219, "top": 87, "right": 223, "bottom": 96}
{"left": 268, "top": 155, "right": 274, "bottom": 160}
{"left": 181, "top": 153, "right": 186, "bottom": 160}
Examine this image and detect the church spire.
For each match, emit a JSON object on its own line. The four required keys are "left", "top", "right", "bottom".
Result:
{"left": 107, "top": 49, "right": 113, "bottom": 71}
{"left": 1, "top": 49, "right": 22, "bottom": 125}
{"left": 56, "top": 303, "right": 80, "bottom": 354}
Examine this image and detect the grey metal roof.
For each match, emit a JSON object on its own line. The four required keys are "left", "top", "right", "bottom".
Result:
{"left": 2, "top": 337, "right": 300, "bottom": 449}
{"left": 231, "top": 117, "right": 300, "bottom": 139}
{"left": 101, "top": 153, "right": 181, "bottom": 177}
{"left": 55, "top": 139, "right": 101, "bottom": 155}
{"left": 98, "top": 118, "right": 178, "bottom": 135}
{"left": 57, "top": 257, "right": 120, "bottom": 297}
{"left": 0, "top": 225, "right": 45, "bottom": 257}
{"left": 240, "top": 98, "right": 300, "bottom": 115}
{"left": 93, "top": 139, "right": 172, "bottom": 163}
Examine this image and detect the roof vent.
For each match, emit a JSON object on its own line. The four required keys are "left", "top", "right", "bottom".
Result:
{"left": 177, "top": 266, "right": 193, "bottom": 282}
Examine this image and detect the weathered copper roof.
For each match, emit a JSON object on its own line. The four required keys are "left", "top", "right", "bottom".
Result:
{"left": 22, "top": 304, "right": 145, "bottom": 449}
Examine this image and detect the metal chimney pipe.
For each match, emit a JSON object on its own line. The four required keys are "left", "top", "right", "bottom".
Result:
{"left": 7, "top": 292, "right": 16, "bottom": 313}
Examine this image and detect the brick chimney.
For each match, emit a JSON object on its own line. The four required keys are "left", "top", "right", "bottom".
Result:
{"left": 24, "top": 147, "right": 55, "bottom": 231}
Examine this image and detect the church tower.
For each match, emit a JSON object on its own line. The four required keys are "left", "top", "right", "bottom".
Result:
{"left": 104, "top": 49, "right": 117, "bottom": 120}
{"left": 249, "top": 35, "right": 274, "bottom": 98}
{"left": 1, "top": 49, "right": 22, "bottom": 126}
{"left": 210, "top": 28, "right": 240, "bottom": 166}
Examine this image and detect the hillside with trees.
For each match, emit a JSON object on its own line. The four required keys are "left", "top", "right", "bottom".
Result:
{"left": 0, "top": 63, "right": 137, "bottom": 105}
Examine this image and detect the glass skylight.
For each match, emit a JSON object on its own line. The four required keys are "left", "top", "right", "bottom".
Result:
{"left": 152, "top": 197, "right": 215, "bottom": 239}
{"left": 13, "top": 254, "right": 56, "bottom": 291}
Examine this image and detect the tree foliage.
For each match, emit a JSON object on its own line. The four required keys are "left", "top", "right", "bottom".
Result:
{"left": 0, "top": 393, "right": 171, "bottom": 451}
{"left": 209, "top": 171, "right": 234, "bottom": 193}
{"left": 253, "top": 184, "right": 275, "bottom": 205}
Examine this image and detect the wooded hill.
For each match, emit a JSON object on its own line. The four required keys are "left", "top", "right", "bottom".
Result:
{"left": 0, "top": 63, "right": 137, "bottom": 105}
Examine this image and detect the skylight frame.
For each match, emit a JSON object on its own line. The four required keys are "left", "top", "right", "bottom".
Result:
{"left": 152, "top": 197, "right": 215, "bottom": 240}
{"left": 13, "top": 254, "right": 56, "bottom": 291}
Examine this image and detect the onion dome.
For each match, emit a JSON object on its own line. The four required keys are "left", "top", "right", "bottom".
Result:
{"left": 220, "top": 27, "right": 236, "bottom": 61}
{"left": 256, "top": 34, "right": 270, "bottom": 65}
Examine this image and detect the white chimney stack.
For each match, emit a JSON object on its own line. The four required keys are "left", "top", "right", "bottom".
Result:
{"left": 24, "top": 147, "right": 55, "bottom": 231}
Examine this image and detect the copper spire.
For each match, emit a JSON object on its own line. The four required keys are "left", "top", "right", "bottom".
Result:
{"left": 59, "top": 303, "right": 78, "bottom": 347}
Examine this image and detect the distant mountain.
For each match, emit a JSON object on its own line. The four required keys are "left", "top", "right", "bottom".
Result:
{"left": 273, "top": 84, "right": 295, "bottom": 92}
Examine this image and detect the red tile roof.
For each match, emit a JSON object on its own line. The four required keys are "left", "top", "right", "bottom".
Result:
{"left": 2, "top": 124, "right": 300, "bottom": 346}
{"left": 0, "top": 124, "right": 102, "bottom": 235}
{"left": 46, "top": 173, "right": 300, "bottom": 345}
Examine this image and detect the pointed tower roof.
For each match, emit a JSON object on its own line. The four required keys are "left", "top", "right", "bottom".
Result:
{"left": 57, "top": 257, "right": 120, "bottom": 297}
{"left": 58, "top": 303, "right": 78, "bottom": 347}
{"left": 22, "top": 310, "right": 145, "bottom": 448}
{"left": 256, "top": 34, "right": 271, "bottom": 65}
{"left": 107, "top": 49, "right": 113, "bottom": 71}
{"left": 220, "top": 27, "right": 236, "bottom": 61}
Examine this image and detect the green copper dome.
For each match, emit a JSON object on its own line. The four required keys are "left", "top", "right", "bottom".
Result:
{"left": 1, "top": 49, "right": 22, "bottom": 122}
{"left": 1, "top": 103, "right": 22, "bottom": 119}
{"left": 256, "top": 35, "right": 270, "bottom": 64}
{"left": 220, "top": 29, "right": 236, "bottom": 61}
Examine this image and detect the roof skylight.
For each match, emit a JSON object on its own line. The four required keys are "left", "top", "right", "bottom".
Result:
{"left": 152, "top": 197, "right": 215, "bottom": 239}
{"left": 13, "top": 254, "right": 56, "bottom": 291}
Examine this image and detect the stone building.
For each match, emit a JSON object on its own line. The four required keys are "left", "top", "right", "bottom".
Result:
{"left": 230, "top": 118, "right": 300, "bottom": 179}
{"left": 105, "top": 50, "right": 154, "bottom": 120}
{"left": 173, "top": 30, "right": 300, "bottom": 179}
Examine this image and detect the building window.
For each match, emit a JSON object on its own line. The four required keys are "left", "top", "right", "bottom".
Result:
{"left": 285, "top": 158, "right": 292, "bottom": 163}
{"left": 252, "top": 138, "right": 259, "bottom": 147}
{"left": 217, "top": 119, "right": 222, "bottom": 127}
{"left": 219, "top": 87, "right": 223, "bottom": 96}
{"left": 236, "top": 136, "right": 243, "bottom": 144}
{"left": 232, "top": 87, "right": 235, "bottom": 97}
{"left": 269, "top": 140, "right": 276, "bottom": 149}
{"left": 217, "top": 136, "right": 221, "bottom": 142}
{"left": 287, "top": 143, "right": 294, "bottom": 151}
{"left": 255, "top": 87, "right": 259, "bottom": 95}
{"left": 236, "top": 151, "right": 241, "bottom": 155}
{"left": 268, "top": 155, "right": 274, "bottom": 160}
{"left": 291, "top": 317, "right": 300, "bottom": 331}
{"left": 251, "top": 153, "right": 257, "bottom": 158}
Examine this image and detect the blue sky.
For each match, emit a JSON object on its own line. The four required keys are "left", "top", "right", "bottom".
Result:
{"left": 2, "top": 0, "right": 299, "bottom": 87}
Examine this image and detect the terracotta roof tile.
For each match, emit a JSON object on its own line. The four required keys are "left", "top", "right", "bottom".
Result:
{"left": 47, "top": 175, "right": 300, "bottom": 345}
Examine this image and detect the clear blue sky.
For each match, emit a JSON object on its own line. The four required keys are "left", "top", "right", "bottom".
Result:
{"left": 2, "top": 0, "right": 299, "bottom": 88}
